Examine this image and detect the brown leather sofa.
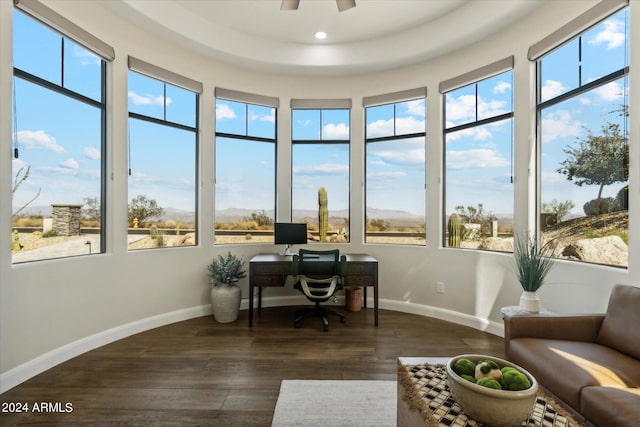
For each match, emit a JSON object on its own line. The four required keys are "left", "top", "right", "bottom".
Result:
{"left": 504, "top": 284, "right": 640, "bottom": 427}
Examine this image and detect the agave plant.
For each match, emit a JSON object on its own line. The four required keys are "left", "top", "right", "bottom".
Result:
{"left": 513, "top": 233, "right": 555, "bottom": 292}
{"left": 207, "top": 252, "right": 246, "bottom": 286}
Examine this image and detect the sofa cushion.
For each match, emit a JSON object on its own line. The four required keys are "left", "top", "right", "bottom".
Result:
{"left": 581, "top": 386, "right": 640, "bottom": 427}
{"left": 508, "top": 338, "right": 640, "bottom": 411}
{"left": 597, "top": 284, "right": 640, "bottom": 359}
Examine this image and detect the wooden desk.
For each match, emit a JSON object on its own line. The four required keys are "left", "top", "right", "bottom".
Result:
{"left": 248, "top": 253, "right": 378, "bottom": 327}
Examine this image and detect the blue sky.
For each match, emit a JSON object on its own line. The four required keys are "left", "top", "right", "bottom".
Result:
{"left": 12, "top": 8, "right": 629, "bottom": 224}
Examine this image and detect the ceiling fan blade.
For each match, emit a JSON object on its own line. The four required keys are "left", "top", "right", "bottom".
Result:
{"left": 336, "top": 0, "right": 356, "bottom": 12}
{"left": 281, "top": 0, "right": 300, "bottom": 11}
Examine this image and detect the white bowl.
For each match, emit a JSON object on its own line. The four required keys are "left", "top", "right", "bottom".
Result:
{"left": 446, "top": 354, "right": 538, "bottom": 427}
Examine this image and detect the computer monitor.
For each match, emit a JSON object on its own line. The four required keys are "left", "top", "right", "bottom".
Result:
{"left": 274, "top": 222, "right": 307, "bottom": 255}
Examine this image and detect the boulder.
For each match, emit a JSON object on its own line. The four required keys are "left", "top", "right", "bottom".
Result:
{"left": 561, "top": 235, "right": 628, "bottom": 266}
{"left": 478, "top": 237, "right": 513, "bottom": 252}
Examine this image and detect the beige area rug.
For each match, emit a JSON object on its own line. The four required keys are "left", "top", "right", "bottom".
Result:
{"left": 271, "top": 380, "right": 397, "bottom": 427}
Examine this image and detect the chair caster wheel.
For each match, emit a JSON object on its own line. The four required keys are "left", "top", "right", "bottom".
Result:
{"left": 323, "top": 326, "right": 329, "bottom": 332}
{"left": 294, "top": 322, "right": 301, "bottom": 328}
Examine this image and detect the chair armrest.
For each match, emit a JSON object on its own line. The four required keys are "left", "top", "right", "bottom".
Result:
{"left": 504, "top": 314, "right": 605, "bottom": 357}
{"left": 292, "top": 254, "right": 300, "bottom": 276}
{"left": 339, "top": 255, "right": 347, "bottom": 276}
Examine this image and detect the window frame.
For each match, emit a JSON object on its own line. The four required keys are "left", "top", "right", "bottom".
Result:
{"left": 534, "top": 4, "right": 630, "bottom": 268}
{"left": 12, "top": 8, "right": 108, "bottom": 263}
{"left": 442, "top": 64, "right": 515, "bottom": 251}
{"left": 127, "top": 67, "right": 200, "bottom": 249}
{"left": 290, "top": 104, "right": 351, "bottom": 243}
{"left": 214, "top": 93, "right": 278, "bottom": 245}
{"left": 364, "top": 93, "right": 427, "bottom": 246}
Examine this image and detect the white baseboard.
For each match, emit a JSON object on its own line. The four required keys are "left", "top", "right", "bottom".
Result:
{"left": 0, "top": 305, "right": 212, "bottom": 394}
{"left": 1, "top": 297, "right": 503, "bottom": 393}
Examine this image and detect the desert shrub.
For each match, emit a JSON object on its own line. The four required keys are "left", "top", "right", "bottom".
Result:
{"left": 154, "top": 233, "right": 165, "bottom": 247}
{"left": 583, "top": 197, "right": 619, "bottom": 216}
{"left": 230, "top": 219, "right": 259, "bottom": 230}
{"left": 42, "top": 229, "right": 58, "bottom": 238}
{"left": 249, "top": 210, "right": 273, "bottom": 228}
{"left": 12, "top": 216, "right": 43, "bottom": 228}
{"left": 368, "top": 218, "right": 390, "bottom": 231}
{"left": 81, "top": 219, "right": 101, "bottom": 228}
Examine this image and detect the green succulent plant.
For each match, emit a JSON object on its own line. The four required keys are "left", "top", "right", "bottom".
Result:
{"left": 207, "top": 252, "right": 246, "bottom": 286}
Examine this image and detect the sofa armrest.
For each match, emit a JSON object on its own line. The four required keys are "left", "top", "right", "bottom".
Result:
{"left": 504, "top": 314, "right": 604, "bottom": 357}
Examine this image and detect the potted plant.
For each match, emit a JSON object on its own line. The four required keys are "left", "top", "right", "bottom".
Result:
{"left": 207, "top": 252, "right": 247, "bottom": 323}
{"left": 512, "top": 233, "right": 555, "bottom": 312}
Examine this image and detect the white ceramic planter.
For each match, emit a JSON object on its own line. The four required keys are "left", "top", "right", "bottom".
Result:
{"left": 519, "top": 290, "right": 541, "bottom": 313}
{"left": 210, "top": 284, "right": 241, "bottom": 323}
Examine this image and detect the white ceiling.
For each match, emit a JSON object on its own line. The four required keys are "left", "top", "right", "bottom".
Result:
{"left": 103, "top": 0, "right": 549, "bottom": 76}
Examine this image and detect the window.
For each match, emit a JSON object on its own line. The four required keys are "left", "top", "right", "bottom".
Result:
{"left": 364, "top": 89, "right": 426, "bottom": 245}
{"left": 11, "top": 7, "right": 111, "bottom": 263}
{"left": 215, "top": 89, "right": 277, "bottom": 244}
{"left": 536, "top": 5, "right": 629, "bottom": 267}
{"left": 442, "top": 60, "right": 514, "bottom": 251}
{"left": 127, "top": 59, "right": 200, "bottom": 250}
{"left": 291, "top": 101, "right": 350, "bottom": 243}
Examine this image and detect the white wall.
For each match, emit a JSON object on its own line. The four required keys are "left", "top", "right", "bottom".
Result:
{"left": 1, "top": 0, "right": 638, "bottom": 391}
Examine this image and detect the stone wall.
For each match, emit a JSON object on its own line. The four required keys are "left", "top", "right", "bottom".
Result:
{"left": 52, "top": 204, "right": 82, "bottom": 236}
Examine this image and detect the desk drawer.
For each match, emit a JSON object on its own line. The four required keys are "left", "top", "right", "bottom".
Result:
{"left": 254, "top": 275, "right": 285, "bottom": 286}
{"left": 344, "top": 275, "right": 372, "bottom": 287}
{"left": 253, "top": 264, "right": 288, "bottom": 275}
{"left": 346, "top": 262, "right": 375, "bottom": 275}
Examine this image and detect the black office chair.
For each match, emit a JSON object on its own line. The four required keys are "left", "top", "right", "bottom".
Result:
{"left": 292, "top": 249, "right": 347, "bottom": 331}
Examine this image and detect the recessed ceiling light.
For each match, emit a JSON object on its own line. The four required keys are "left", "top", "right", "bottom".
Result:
{"left": 315, "top": 31, "right": 327, "bottom": 40}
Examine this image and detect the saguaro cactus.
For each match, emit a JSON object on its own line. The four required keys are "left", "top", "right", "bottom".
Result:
{"left": 318, "top": 187, "right": 328, "bottom": 242}
{"left": 447, "top": 213, "right": 461, "bottom": 248}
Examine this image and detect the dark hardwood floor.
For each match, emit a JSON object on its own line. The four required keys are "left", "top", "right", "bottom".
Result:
{"left": 0, "top": 307, "right": 504, "bottom": 426}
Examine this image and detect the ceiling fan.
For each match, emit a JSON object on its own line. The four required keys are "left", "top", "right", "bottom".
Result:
{"left": 281, "top": 0, "right": 356, "bottom": 13}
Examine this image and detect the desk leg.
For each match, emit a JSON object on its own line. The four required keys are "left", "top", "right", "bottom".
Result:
{"left": 363, "top": 287, "right": 368, "bottom": 308}
{"left": 249, "top": 282, "right": 254, "bottom": 327}
{"left": 374, "top": 284, "right": 379, "bottom": 326}
{"left": 258, "top": 287, "right": 263, "bottom": 309}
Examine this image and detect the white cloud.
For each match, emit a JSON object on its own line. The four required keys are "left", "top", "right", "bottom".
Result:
{"left": 128, "top": 91, "right": 171, "bottom": 106}
{"left": 371, "top": 148, "right": 425, "bottom": 166}
{"left": 594, "top": 81, "right": 624, "bottom": 101}
{"left": 446, "top": 94, "right": 507, "bottom": 124}
{"left": 541, "top": 110, "right": 583, "bottom": 143}
{"left": 396, "top": 117, "right": 425, "bottom": 134}
{"left": 293, "top": 163, "right": 349, "bottom": 176}
{"left": 73, "top": 45, "right": 100, "bottom": 66}
{"left": 249, "top": 109, "right": 275, "bottom": 123}
{"left": 447, "top": 149, "right": 509, "bottom": 170}
{"left": 367, "top": 119, "right": 394, "bottom": 138}
{"left": 60, "top": 159, "right": 79, "bottom": 170}
{"left": 17, "top": 130, "right": 64, "bottom": 153}
{"left": 403, "top": 99, "right": 425, "bottom": 116}
{"left": 216, "top": 103, "right": 236, "bottom": 120}
{"left": 588, "top": 18, "right": 625, "bottom": 50}
{"left": 494, "top": 81, "right": 511, "bottom": 94}
{"left": 446, "top": 94, "right": 476, "bottom": 122}
{"left": 366, "top": 116, "right": 424, "bottom": 138}
{"left": 367, "top": 171, "right": 407, "bottom": 181}
{"left": 322, "top": 123, "right": 349, "bottom": 139}
{"left": 83, "top": 147, "right": 101, "bottom": 160}
{"left": 541, "top": 80, "right": 566, "bottom": 101}
{"left": 446, "top": 125, "right": 493, "bottom": 142}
